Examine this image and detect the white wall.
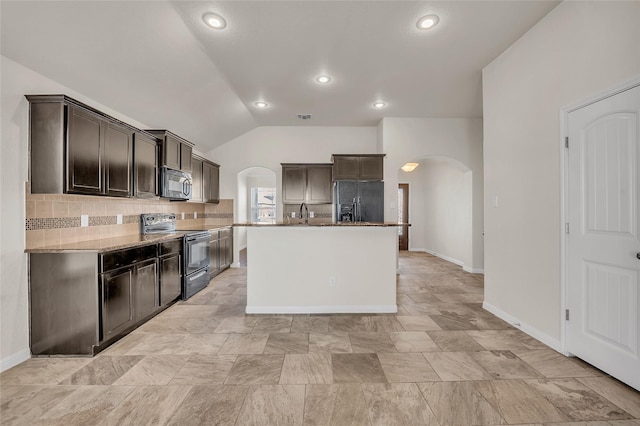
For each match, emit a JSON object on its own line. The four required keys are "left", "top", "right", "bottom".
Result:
{"left": 0, "top": 56, "right": 153, "bottom": 371}
{"left": 380, "top": 118, "right": 484, "bottom": 272}
{"left": 483, "top": 1, "right": 640, "bottom": 347}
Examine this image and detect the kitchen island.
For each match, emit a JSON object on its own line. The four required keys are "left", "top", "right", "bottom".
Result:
{"left": 235, "top": 222, "right": 407, "bottom": 314}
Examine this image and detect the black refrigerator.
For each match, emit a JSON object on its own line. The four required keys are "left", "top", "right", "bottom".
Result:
{"left": 334, "top": 180, "right": 384, "bottom": 223}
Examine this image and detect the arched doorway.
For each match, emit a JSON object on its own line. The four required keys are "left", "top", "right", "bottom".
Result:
{"left": 236, "top": 167, "right": 277, "bottom": 266}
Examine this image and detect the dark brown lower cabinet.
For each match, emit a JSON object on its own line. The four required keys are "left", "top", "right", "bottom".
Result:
{"left": 209, "top": 226, "right": 233, "bottom": 279}
{"left": 159, "top": 239, "right": 182, "bottom": 306}
{"left": 29, "top": 239, "right": 181, "bottom": 356}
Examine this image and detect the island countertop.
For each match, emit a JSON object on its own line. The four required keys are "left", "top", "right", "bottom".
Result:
{"left": 234, "top": 222, "right": 410, "bottom": 227}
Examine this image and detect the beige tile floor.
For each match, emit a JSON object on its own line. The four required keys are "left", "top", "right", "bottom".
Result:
{"left": 2, "top": 251, "right": 639, "bottom": 425}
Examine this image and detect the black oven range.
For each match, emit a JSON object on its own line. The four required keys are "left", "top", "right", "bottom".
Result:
{"left": 141, "top": 213, "right": 210, "bottom": 299}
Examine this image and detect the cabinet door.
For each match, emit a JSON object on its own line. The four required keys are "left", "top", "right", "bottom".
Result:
{"left": 203, "top": 161, "right": 220, "bottom": 203}
{"left": 209, "top": 163, "right": 220, "bottom": 203}
{"left": 181, "top": 144, "right": 193, "bottom": 173}
{"left": 282, "top": 166, "right": 306, "bottom": 204}
{"left": 162, "top": 135, "right": 181, "bottom": 170}
{"left": 134, "top": 133, "right": 158, "bottom": 198}
{"left": 134, "top": 259, "right": 158, "bottom": 321}
{"left": 209, "top": 237, "right": 220, "bottom": 278}
{"left": 359, "top": 156, "right": 384, "bottom": 180}
{"left": 225, "top": 234, "right": 233, "bottom": 268}
{"left": 160, "top": 254, "right": 181, "bottom": 306}
{"left": 104, "top": 123, "right": 133, "bottom": 197}
{"left": 191, "top": 157, "right": 203, "bottom": 202}
{"left": 332, "top": 156, "right": 359, "bottom": 180}
{"left": 100, "top": 268, "right": 134, "bottom": 342}
{"left": 306, "top": 165, "right": 333, "bottom": 204}
{"left": 67, "top": 106, "right": 103, "bottom": 194}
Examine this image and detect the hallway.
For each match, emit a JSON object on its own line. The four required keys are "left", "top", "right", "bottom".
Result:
{"left": 1, "top": 252, "right": 639, "bottom": 425}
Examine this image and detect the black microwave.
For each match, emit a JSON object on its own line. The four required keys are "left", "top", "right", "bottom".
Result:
{"left": 161, "top": 167, "right": 192, "bottom": 200}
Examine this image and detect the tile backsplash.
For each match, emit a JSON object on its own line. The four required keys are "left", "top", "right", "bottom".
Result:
{"left": 25, "top": 189, "right": 233, "bottom": 249}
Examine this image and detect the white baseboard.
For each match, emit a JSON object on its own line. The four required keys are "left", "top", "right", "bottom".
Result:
{"left": 412, "top": 249, "right": 483, "bottom": 275}
{"left": 463, "top": 266, "right": 485, "bottom": 274}
{"left": 0, "top": 349, "right": 30, "bottom": 373}
{"left": 483, "top": 301, "right": 562, "bottom": 352}
{"left": 230, "top": 262, "right": 242, "bottom": 268}
{"left": 424, "top": 249, "right": 464, "bottom": 267}
{"left": 246, "top": 305, "right": 398, "bottom": 314}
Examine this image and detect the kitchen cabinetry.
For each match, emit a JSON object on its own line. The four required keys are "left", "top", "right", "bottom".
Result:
{"left": 66, "top": 104, "right": 133, "bottom": 197}
{"left": 29, "top": 238, "right": 181, "bottom": 356}
{"left": 26, "top": 95, "right": 160, "bottom": 199}
{"left": 147, "top": 130, "right": 194, "bottom": 174}
{"left": 191, "top": 156, "right": 204, "bottom": 202}
{"left": 159, "top": 239, "right": 182, "bottom": 306}
{"left": 203, "top": 160, "right": 220, "bottom": 203}
{"left": 209, "top": 226, "right": 233, "bottom": 279}
{"left": 332, "top": 154, "right": 385, "bottom": 181}
{"left": 134, "top": 132, "right": 159, "bottom": 198}
{"left": 191, "top": 155, "right": 220, "bottom": 203}
{"left": 281, "top": 163, "right": 332, "bottom": 204}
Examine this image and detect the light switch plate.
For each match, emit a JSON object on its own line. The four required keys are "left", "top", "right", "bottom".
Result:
{"left": 291, "top": 212, "right": 296, "bottom": 218}
{"left": 80, "top": 214, "right": 89, "bottom": 227}
{"left": 181, "top": 212, "right": 185, "bottom": 220}
{"left": 116, "top": 214, "right": 123, "bottom": 225}
{"left": 309, "top": 212, "right": 315, "bottom": 218}
{"left": 194, "top": 212, "right": 198, "bottom": 219}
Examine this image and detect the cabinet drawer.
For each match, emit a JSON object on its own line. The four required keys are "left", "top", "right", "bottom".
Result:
{"left": 219, "top": 228, "right": 232, "bottom": 239}
{"left": 100, "top": 244, "right": 158, "bottom": 272}
{"left": 159, "top": 238, "right": 182, "bottom": 256}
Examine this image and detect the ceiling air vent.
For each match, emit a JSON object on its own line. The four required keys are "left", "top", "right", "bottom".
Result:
{"left": 297, "top": 114, "right": 312, "bottom": 120}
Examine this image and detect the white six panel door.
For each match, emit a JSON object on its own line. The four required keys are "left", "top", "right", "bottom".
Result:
{"left": 567, "top": 84, "right": 640, "bottom": 390}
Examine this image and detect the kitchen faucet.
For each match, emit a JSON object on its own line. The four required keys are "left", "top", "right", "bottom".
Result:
{"left": 299, "top": 202, "right": 309, "bottom": 224}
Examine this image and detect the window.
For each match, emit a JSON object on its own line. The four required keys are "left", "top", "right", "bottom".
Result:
{"left": 251, "top": 187, "right": 276, "bottom": 224}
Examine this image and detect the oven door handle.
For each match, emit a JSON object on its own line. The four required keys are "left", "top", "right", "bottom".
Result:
{"left": 189, "top": 270, "right": 208, "bottom": 281}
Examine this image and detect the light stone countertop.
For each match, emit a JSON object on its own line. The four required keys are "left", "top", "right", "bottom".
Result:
{"left": 25, "top": 225, "right": 233, "bottom": 254}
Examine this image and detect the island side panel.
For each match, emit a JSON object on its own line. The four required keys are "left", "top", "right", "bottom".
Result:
{"left": 246, "top": 226, "right": 397, "bottom": 313}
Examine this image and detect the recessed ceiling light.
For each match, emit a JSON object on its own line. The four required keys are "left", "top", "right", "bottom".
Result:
{"left": 202, "top": 13, "right": 227, "bottom": 29}
{"left": 316, "top": 75, "right": 331, "bottom": 84}
{"left": 417, "top": 14, "right": 440, "bottom": 30}
{"left": 373, "top": 101, "right": 386, "bottom": 109}
{"left": 254, "top": 101, "right": 268, "bottom": 108}
{"left": 401, "top": 163, "right": 420, "bottom": 172}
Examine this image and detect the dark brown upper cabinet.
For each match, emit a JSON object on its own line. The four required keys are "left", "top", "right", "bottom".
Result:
{"left": 281, "top": 163, "right": 333, "bottom": 204}
{"left": 332, "top": 154, "right": 385, "bottom": 181}
{"left": 191, "top": 154, "right": 220, "bottom": 204}
{"left": 203, "top": 160, "right": 220, "bottom": 203}
{"left": 27, "top": 95, "right": 161, "bottom": 199}
{"left": 191, "top": 156, "right": 204, "bottom": 203}
{"left": 134, "top": 132, "right": 159, "bottom": 198}
{"left": 146, "top": 130, "right": 194, "bottom": 174}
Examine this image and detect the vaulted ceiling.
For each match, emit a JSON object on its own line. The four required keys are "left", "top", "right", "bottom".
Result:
{"left": 1, "top": 1, "right": 559, "bottom": 152}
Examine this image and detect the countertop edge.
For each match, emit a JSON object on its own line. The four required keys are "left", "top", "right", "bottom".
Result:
{"left": 25, "top": 225, "right": 233, "bottom": 254}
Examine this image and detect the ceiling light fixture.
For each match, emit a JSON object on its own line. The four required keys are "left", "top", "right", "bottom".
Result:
{"left": 254, "top": 101, "right": 268, "bottom": 108}
{"left": 202, "top": 13, "right": 227, "bottom": 29}
{"left": 416, "top": 14, "right": 440, "bottom": 30}
{"left": 373, "top": 101, "right": 386, "bottom": 109}
{"left": 316, "top": 75, "right": 331, "bottom": 84}
{"left": 401, "top": 162, "right": 419, "bottom": 172}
